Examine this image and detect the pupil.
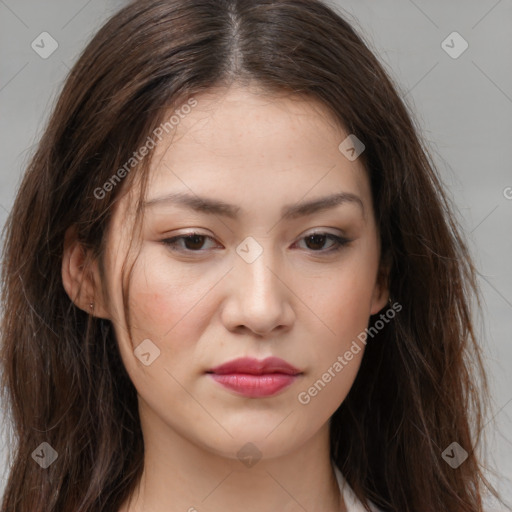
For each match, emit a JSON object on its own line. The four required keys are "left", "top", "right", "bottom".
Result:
{"left": 186, "top": 234, "right": 204, "bottom": 250}
{"left": 307, "top": 234, "right": 325, "bottom": 250}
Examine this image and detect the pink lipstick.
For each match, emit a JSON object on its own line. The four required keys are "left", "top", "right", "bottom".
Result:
{"left": 207, "top": 357, "right": 301, "bottom": 398}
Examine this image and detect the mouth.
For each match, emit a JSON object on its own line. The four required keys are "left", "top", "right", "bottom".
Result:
{"left": 206, "top": 356, "right": 302, "bottom": 398}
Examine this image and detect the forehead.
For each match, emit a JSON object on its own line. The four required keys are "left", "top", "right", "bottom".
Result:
{"left": 157, "top": 83, "right": 345, "bottom": 156}
{"left": 145, "top": 84, "right": 371, "bottom": 207}
{"left": 109, "top": 83, "right": 374, "bottom": 245}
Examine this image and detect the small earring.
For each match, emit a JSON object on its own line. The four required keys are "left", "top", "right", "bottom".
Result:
{"left": 89, "top": 302, "right": 94, "bottom": 309}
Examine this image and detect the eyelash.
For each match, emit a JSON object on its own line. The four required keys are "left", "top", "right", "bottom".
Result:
{"left": 161, "top": 231, "right": 351, "bottom": 255}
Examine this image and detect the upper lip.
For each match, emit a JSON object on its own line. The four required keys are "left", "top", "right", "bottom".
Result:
{"left": 207, "top": 357, "right": 301, "bottom": 376}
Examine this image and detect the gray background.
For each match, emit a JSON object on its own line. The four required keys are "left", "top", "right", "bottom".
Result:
{"left": 1, "top": 0, "right": 511, "bottom": 508}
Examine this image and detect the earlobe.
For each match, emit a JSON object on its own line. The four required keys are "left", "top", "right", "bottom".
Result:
{"left": 61, "top": 226, "right": 110, "bottom": 319}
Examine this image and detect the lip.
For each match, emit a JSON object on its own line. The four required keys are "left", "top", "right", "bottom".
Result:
{"left": 207, "top": 357, "right": 302, "bottom": 398}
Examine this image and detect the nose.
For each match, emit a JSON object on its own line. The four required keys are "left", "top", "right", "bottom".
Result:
{"left": 220, "top": 242, "right": 294, "bottom": 337}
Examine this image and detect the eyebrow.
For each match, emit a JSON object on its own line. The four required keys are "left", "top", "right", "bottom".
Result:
{"left": 144, "top": 191, "right": 365, "bottom": 221}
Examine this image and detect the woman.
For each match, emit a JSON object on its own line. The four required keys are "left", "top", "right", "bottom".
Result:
{"left": 0, "top": 0, "right": 504, "bottom": 510}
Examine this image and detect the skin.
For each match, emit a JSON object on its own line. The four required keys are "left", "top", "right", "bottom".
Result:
{"left": 62, "top": 81, "right": 389, "bottom": 512}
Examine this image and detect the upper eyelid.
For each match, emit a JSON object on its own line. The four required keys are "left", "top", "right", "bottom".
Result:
{"left": 166, "top": 228, "right": 347, "bottom": 241}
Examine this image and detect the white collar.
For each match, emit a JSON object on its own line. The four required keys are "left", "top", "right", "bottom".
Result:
{"left": 333, "top": 463, "right": 381, "bottom": 512}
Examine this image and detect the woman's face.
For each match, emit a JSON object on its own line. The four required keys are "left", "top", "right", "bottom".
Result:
{"left": 99, "top": 83, "right": 388, "bottom": 460}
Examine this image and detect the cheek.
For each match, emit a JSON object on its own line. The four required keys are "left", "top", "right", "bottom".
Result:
{"left": 112, "top": 253, "right": 212, "bottom": 403}
{"left": 295, "top": 262, "right": 375, "bottom": 415}
{"left": 309, "top": 254, "right": 378, "bottom": 346}
{"left": 123, "top": 250, "right": 223, "bottom": 358}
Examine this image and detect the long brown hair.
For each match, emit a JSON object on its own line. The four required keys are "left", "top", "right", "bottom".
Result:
{"left": 0, "top": 0, "right": 505, "bottom": 510}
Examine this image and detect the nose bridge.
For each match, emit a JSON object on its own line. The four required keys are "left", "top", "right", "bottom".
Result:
{"left": 236, "top": 235, "right": 279, "bottom": 301}
{"left": 229, "top": 235, "right": 289, "bottom": 332}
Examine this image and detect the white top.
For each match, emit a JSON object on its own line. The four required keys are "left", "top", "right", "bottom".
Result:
{"left": 334, "top": 464, "right": 382, "bottom": 512}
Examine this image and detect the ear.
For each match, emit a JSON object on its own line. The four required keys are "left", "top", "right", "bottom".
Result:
{"left": 369, "top": 257, "right": 391, "bottom": 316}
{"left": 61, "top": 225, "right": 110, "bottom": 319}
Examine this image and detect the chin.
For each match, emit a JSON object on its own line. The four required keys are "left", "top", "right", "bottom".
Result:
{"left": 200, "top": 428, "right": 305, "bottom": 462}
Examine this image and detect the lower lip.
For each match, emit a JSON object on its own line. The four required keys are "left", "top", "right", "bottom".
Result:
{"left": 208, "top": 373, "right": 299, "bottom": 398}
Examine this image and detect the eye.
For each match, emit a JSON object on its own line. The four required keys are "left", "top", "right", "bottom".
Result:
{"left": 161, "top": 231, "right": 351, "bottom": 255}
{"left": 293, "top": 232, "right": 351, "bottom": 253}
{"left": 162, "top": 233, "right": 218, "bottom": 252}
